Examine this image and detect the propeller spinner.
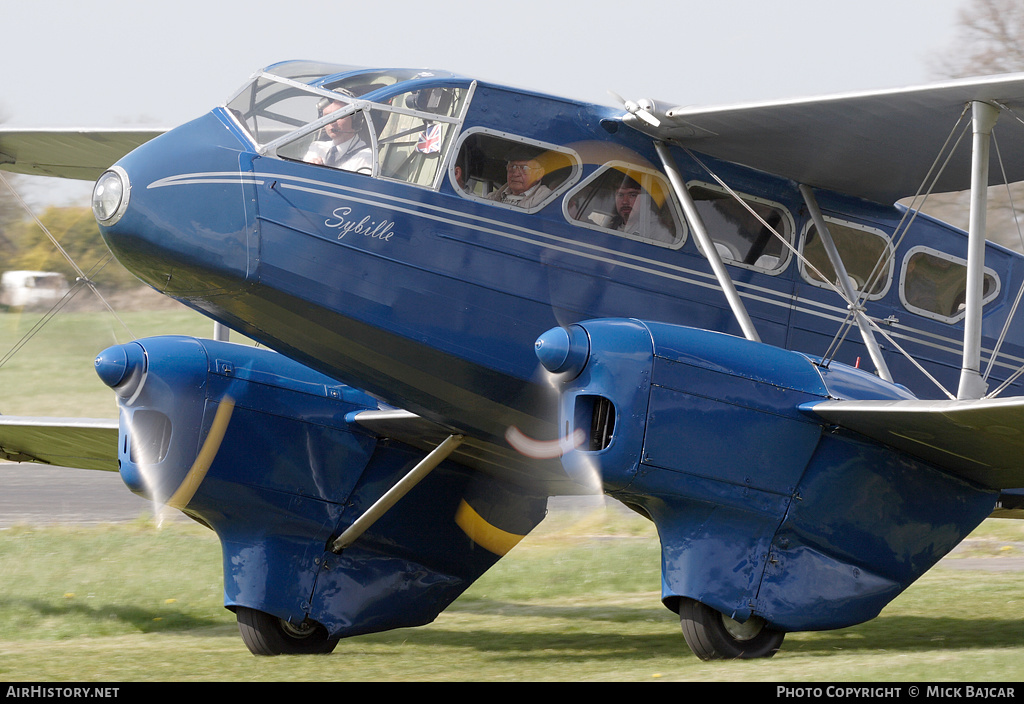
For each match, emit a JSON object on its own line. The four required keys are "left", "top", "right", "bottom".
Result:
{"left": 609, "top": 90, "right": 661, "bottom": 127}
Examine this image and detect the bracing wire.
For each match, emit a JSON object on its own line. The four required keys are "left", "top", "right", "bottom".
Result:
{"left": 975, "top": 102, "right": 1024, "bottom": 398}
{"left": 0, "top": 252, "right": 119, "bottom": 371}
{"left": 680, "top": 105, "right": 968, "bottom": 399}
{"left": 850, "top": 105, "right": 973, "bottom": 313}
{"left": 681, "top": 148, "right": 853, "bottom": 307}
{"left": 0, "top": 173, "right": 136, "bottom": 380}
{"left": 0, "top": 172, "right": 135, "bottom": 340}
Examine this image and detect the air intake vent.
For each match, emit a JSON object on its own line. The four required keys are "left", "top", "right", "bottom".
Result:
{"left": 587, "top": 395, "right": 615, "bottom": 451}
{"left": 128, "top": 410, "right": 172, "bottom": 465}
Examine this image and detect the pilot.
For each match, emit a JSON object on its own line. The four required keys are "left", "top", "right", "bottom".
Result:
{"left": 304, "top": 99, "right": 373, "bottom": 175}
{"left": 486, "top": 146, "right": 551, "bottom": 208}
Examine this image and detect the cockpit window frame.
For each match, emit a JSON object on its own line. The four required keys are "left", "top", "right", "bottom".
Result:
{"left": 226, "top": 70, "right": 476, "bottom": 190}
{"left": 371, "top": 80, "right": 476, "bottom": 190}
{"left": 226, "top": 71, "right": 368, "bottom": 149}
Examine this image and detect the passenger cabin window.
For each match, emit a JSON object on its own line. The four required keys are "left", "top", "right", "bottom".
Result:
{"left": 566, "top": 163, "right": 685, "bottom": 248}
{"left": 689, "top": 185, "right": 792, "bottom": 272}
{"left": 452, "top": 130, "right": 579, "bottom": 212}
{"left": 800, "top": 217, "right": 892, "bottom": 299}
{"left": 901, "top": 246, "right": 999, "bottom": 322}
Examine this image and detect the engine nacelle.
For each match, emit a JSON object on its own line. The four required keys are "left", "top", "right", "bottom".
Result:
{"left": 539, "top": 319, "right": 997, "bottom": 632}
{"left": 95, "top": 335, "right": 547, "bottom": 640}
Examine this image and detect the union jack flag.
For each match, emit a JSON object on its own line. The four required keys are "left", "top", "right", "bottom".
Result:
{"left": 416, "top": 124, "right": 443, "bottom": 153}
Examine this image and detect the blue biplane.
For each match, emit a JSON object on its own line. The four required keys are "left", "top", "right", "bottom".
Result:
{"left": 2, "top": 62, "right": 1024, "bottom": 659}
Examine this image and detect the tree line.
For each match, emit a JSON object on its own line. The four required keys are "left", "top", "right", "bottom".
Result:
{"left": 0, "top": 201, "right": 141, "bottom": 291}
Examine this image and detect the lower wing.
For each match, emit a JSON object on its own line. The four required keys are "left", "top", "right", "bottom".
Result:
{"left": 804, "top": 396, "right": 1024, "bottom": 516}
{"left": 0, "top": 417, "right": 117, "bottom": 471}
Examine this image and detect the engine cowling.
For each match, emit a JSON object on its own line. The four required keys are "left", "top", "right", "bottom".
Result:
{"left": 537, "top": 319, "right": 997, "bottom": 631}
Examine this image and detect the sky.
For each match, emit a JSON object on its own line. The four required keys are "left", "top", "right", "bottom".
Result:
{"left": 2, "top": 0, "right": 972, "bottom": 204}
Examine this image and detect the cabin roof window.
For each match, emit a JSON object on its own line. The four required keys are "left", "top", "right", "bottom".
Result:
{"left": 565, "top": 163, "right": 685, "bottom": 248}
{"left": 900, "top": 245, "right": 1000, "bottom": 322}
{"left": 688, "top": 184, "right": 793, "bottom": 272}
{"left": 452, "top": 129, "right": 581, "bottom": 213}
{"left": 226, "top": 74, "right": 329, "bottom": 146}
{"left": 226, "top": 67, "right": 465, "bottom": 143}
{"left": 799, "top": 216, "right": 892, "bottom": 298}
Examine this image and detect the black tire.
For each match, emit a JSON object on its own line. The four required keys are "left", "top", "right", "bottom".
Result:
{"left": 679, "top": 598, "right": 784, "bottom": 660}
{"left": 236, "top": 607, "right": 340, "bottom": 656}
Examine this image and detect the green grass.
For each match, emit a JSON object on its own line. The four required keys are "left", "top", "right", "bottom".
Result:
{"left": 0, "top": 509, "right": 1021, "bottom": 682}
{"left": 0, "top": 306, "right": 235, "bottom": 418}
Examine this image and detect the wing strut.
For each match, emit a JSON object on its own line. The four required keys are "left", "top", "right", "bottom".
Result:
{"left": 654, "top": 141, "right": 760, "bottom": 342}
{"left": 959, "top": 100, "right": 1001, "bottom": 400}
{"left": 330, "top": 433, "right": 465, "bottom": 553}
{"left": 799, "top": 184, "right": 893, "bottom": 382}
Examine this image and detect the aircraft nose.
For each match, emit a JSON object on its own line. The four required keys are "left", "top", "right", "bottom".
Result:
{"left": 91, "top": 112, "right": 256, "bottom": 298}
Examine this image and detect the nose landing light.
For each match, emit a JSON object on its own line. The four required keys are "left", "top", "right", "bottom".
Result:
{"left": 92, "top": 166, "right": 130, "bottom": 225}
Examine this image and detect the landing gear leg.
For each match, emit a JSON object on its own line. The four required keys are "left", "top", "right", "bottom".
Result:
{"left": 679, "top": 598, "right": 785, "bottom": 660}
{"left": 236, "top": 607, "right": 339, "bottom": 655}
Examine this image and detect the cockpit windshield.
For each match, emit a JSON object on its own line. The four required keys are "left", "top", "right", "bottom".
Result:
{"left": 225, "top": 63, "right": 472, "bottom": 188}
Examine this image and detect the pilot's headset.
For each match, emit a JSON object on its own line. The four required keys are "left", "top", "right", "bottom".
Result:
{"left": 315, "top": 88, "right": 365, "bottom": 133}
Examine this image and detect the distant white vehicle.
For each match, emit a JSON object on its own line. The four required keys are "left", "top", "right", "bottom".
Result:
{"left": 0, "top": 270, "right": 69, "bottom": 308}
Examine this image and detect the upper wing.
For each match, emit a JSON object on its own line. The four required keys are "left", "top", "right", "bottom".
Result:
{"left": 0, "top": 128, "right": 165, "bottom": 180}
{"left": 0, "top": 416, "right": 118, "bottom": 471}
{"left": 625, "top": 72, "right": 1024, "bottom": 204}
{"left": 803, "top": 396, "right": 1024, "bottom": 491}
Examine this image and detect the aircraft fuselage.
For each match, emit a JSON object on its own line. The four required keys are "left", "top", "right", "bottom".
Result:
{"left": 97, "top": 65, "right": 1024, "bottom": 455}
{"left": 85, "top": 61, "right": 1024, "bottom": 657}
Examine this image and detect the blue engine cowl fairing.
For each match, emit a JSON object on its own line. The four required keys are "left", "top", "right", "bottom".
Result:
{"left": 98, "top": 335, "right": 547, "bottom": 638}
{"left": 543, "top": 319, "right": 997, "bottom": 632}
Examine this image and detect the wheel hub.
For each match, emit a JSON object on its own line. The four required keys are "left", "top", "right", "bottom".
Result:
{"left": 720, "top": 613, "right": 765, "bottom": 641}
{"left": 279, "top": 618, "right": 318, "bottom": 639}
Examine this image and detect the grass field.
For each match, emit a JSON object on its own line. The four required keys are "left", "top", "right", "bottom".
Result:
{"left": 0, "top": 303, "right": 221, "bottom": 418}
{"left": 0, "top": 508, "right": 1021, "bottom": 682}
{"left": 1, "top": 306, "right": 1023, "bottom": 682}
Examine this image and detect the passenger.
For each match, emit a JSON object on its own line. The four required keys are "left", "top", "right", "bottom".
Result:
{"left": 304, "top": 99, "right": 373, "bottom": 175}
{"left": 487, "top": 146, "right": 551, "bottom": 208}
{"left": 452, "top": 147, "right": 471, "bottom": 192}
{"left": 609, "top": 176, "right": 642, "bottom": 231}
{"left": 610, "top": 172, "right": 677, "bottom": 244}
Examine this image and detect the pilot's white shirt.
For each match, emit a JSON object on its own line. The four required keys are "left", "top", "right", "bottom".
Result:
{"left": 305, "top": 137, "right": 373, "bottom": 175}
